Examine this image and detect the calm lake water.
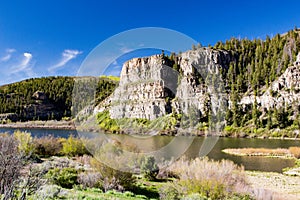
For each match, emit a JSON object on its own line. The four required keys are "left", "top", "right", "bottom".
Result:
{"left": 1, "top": 127, "right": 299, "bottom": 173}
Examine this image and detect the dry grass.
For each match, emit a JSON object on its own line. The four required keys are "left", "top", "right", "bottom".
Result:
{"left": 223, "top": 148, "right": 291, "bottom": 157}
{"left": 289, "top": 147, "right": 300, "bottom": 159}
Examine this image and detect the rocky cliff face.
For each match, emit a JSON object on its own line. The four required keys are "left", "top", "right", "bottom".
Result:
{"left": 109, "top": 55, "right": 175, "bottom": 120}
{"left": 240, "top": 53, "right": 300, "bottom": 110}
{"left": 107, "top": 48, "right": 232, "bottom": 121}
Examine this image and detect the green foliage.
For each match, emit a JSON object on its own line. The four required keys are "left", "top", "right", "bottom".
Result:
{"left": 179, "top": 179, "right": 226, "bottom": 199}
{"left": 140, "top": 156, "right": 159, "bottom": 181}
{"left": 0, "top": 76, "right": 118, "bottom": 121}
{"left": 95, "top": 76, "right": 119, "bottom": 104}
{"left": 96, "top": 110, "right": 182, "bottom": 133}
{"left": 96, "top": 110, "right": 120, "bottom": 132}
{"left": 215, "top": 29, "right": 300, "bottom": 129}
{"left": 46, "top": 167, "right": 79, "bottom": 189}
{"left": 13, "top": 130, "right": 35, "bottom": 156}
{"left": 61, "top": 135, "right": 89, "bottom": 156}
{"left": 0, "top": 76, "right": 74, "bottom": 120}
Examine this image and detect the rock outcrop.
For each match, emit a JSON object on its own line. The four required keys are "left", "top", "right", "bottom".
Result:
{"left": 107, "top": 48, "right": 232, "bottom": 121}
{"left": 109, "top": 55, "right": 175, "bottom": 120}
{"left": 23, "top": 91, "right": 63, "bottom": 120}
{"left": 240, "top": 53, "right": 300, "bottom": 110}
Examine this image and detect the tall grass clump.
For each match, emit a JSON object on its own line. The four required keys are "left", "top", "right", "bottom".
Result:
{"left": 161, "top": 157, "right": 252, "bottom": 199}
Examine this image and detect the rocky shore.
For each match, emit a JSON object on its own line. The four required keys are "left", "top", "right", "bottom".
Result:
{"left": 0, "top": 120, "right": 75, "bottom": 130}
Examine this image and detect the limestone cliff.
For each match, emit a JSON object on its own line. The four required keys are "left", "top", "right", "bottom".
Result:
{"left": 106, "top": 48, "right": 232, "bottom": 121}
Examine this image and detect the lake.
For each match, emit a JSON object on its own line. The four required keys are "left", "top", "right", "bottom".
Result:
{"left": 0, "top": 127, "right": 299, "bottom": 172}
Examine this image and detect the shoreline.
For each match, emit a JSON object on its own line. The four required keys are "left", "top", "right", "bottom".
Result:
{"left": 1, "top": 121, "right": 300, "bottom": 141}
{"left": 0, "top": 120, "right": 76, "bottom": 130}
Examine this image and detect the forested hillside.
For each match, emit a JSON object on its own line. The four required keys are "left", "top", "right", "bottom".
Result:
{"left": 213, "top": 28, "right": 300, "bottom": 133}
{"left": 0, "top": 76, "right": 118, "bottom": 122}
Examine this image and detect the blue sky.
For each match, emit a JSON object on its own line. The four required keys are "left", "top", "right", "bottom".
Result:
{"left": 0, "top": 0, "right": 299, "bottom": 85}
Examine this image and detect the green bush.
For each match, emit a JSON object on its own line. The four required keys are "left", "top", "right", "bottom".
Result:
{"left": 46, "top": 167, "right": 79, "bottom": 189}
{"left": 61, "top": 135, "right": 89, "bottom": 156}
{"left": 13, "top": 130, "right": 35, "bottom": 156}
{"left": 140, "top": 156, "right": 159, "bottom": 181}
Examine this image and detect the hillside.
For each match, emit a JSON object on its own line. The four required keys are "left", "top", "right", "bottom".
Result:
{"left": 94, "top": 28, "right": 300, "bottom": 137}
{"left": 0, "top": 76, "right": 118, "bottom": 122}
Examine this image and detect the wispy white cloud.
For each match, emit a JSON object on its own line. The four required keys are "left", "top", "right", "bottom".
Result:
{"left": 0, "top": 51, "right": 35, "bottom": 85}
{"left": 0, "top": 48, "right": 16, "bottom": 62}
{"left": 48, "top": 49, "right": 82, "bottom": 72}
{"left": 10, "top": 52, "right": 33, "bottom": 74}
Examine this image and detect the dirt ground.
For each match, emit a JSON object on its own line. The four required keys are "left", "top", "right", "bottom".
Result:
{"left": 246, "top": 171, "right": 300, "bottom": 200}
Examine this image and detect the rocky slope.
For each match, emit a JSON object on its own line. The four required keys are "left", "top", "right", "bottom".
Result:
{"left": 240, "top": 53, "right": 300, "bottom": 110}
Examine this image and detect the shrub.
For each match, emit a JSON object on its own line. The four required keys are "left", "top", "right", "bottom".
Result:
{"left": 159, "top": 182, "right": 181, "bottom": 200}
{"left": 34, "top": 184, "right": 63, "bottom": 199}
{"left": 89, "top": 158, "right": 136, "bottom": 192}
{"left": 0, "top": 135, "right": 23, "bottom": 196}
{"left": 46, "top": 167, "right": 79, "bottom": 189}
{"left": 289, "top": 146, "right": 300, "bottom": 159}
{"left": 140, "top": 156, "right": 159, "bottom": 181}
{"left": 166, "top": 157, "right": 252, "bottom": 199}
{"left": 13, "top": 130, "right": 35, "bottom": 156}
{"left": 34, "top": 135, "right": 63, "bottom": 157}
{"left": 179, "top": 179, "right": 226, "bottom": 199}
{"left": 77, "top": 172, "right": 102, "bottom": 188}
{"left": 61, "top": 135, "right": 89, "bottom": 156}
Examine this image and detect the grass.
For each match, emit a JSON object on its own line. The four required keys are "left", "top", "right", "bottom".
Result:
{"left": 100, "top": 75, "right": 120, "bottom": 82}
{"left": 223, "top": 147, "right": 300, "bottom": 159}
{"left": 48, "top": 187, "right": 149, "bottom": 200}
{"left": 222, "top": 148, "right": 292, "bottom": 158}
{"left": 96, "top": 110, "right": 179, "bottom": 134}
